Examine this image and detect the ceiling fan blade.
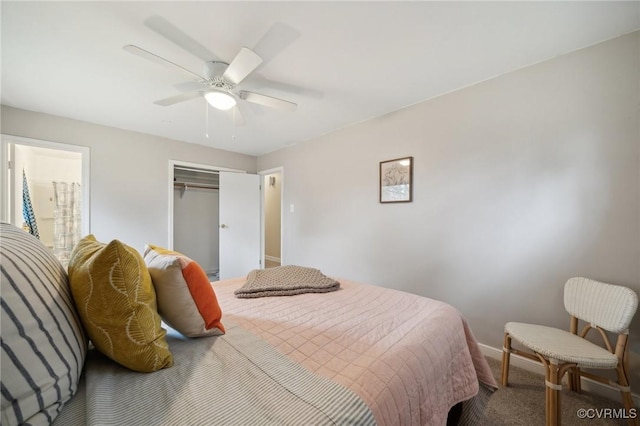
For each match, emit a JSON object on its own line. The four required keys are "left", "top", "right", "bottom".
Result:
{"left": 250, "top": 75, "right": 324, "bottom": 99}
{"left": 144, "top": 15, "right": 220, "bottom": 63}
{"left": 223, "top": 47, "right": 263, "bottom": 85}
{"left": 174, "top": 80, "right": 205, "bottom": 93}
{"left": 239, "top": 91, "right": 297, "bottom": 111}
{"left": 154, "top": 91, "right": 202, "bottom": 106}
{"left": 252, "top": 22, "right": 300, "bottom": 68}
{"left": 123, "top": 44, "right": 204, "bottom": 81}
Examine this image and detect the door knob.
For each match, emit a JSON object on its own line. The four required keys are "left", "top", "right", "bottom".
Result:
{"left": 220, "top": 224, "right": 228, "bottom": 229}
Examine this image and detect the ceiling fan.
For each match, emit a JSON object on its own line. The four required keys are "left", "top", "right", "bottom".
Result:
{"left": 123, "top": 44, "right": 297, "bottom": 114}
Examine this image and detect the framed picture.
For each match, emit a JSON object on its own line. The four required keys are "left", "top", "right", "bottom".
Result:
{"left": 379, "top": 156, "right": 413, "bottom": 203}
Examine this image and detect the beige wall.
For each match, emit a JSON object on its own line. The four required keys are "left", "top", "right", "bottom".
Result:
{"left": 1, "top": 106, "right": 257, "bottom": 253}
{"left": 258, "top": 32, "right": 640, "bottom": 384}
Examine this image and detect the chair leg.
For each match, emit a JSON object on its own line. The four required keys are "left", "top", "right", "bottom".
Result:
{"left": 541, "top": 357, "right": 562, "bottom": 426}
{"left": 501, "top": 333, "right": 512, "bottom": 386}
{"left": 615, "top": 364, "right": 638, "bottom": 426}
{"left": 568, "top": 367, "right": 581, "bottom": 393}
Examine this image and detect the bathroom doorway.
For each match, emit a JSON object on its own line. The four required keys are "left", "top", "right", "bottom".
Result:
{"left": 1, "top": 135, "right": 90, "bottom": 264}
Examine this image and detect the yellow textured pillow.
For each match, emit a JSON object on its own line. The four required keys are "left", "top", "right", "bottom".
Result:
{"left": 68, "top": 235, "right": 173, "bottom": 372}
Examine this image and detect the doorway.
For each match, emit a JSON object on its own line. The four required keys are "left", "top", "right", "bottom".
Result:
{"left": 1, "top": 135, "right": 90, "bottom": 264}
{"left": 260, "top": 167, "right": 283, "bottom": 269}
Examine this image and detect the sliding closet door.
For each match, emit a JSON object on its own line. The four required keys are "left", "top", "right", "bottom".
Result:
{"left": 218, "top": 172, "right": 261, "bottom": 280}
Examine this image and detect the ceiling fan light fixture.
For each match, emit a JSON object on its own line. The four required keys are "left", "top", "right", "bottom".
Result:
{"left": 205, "top": 90, "right": 236, "bottom": 110}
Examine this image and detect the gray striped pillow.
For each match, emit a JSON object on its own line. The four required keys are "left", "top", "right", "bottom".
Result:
{"left": 1, "top": 223, "right": 87, "bottom": 426}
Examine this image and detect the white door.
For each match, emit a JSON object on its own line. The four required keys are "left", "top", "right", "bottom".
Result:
{"left": 219, "top": 171, "right": 261, "bottom": 280}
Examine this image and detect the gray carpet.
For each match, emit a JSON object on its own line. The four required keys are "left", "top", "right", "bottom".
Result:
{"left": 484, "top": 357, "right": 629, "bottom": 425}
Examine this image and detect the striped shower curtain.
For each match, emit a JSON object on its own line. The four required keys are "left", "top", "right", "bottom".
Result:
{"left": 52, "top": 181, "right": 82, "bottom": 266}
{"left": 22, "top": 170, "right": 40, "bottom": 238}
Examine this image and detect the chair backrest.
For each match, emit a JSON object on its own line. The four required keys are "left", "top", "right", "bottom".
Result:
{"left": 564, "top": 277, "right": 638, "bottom": 333}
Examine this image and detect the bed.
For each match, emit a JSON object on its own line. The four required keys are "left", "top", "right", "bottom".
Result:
{"left": 215, "top": 276, "right": 497, "bottom": 424}
{"left": 1, "top": 223, "right": 497, "bottom": 425}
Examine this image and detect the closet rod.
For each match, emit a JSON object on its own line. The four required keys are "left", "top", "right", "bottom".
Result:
{"left": 174, "top": 181, "right": 219, "bottom": 190}
{"left": 174, "top": 166, "right": 219, "bottom": 175}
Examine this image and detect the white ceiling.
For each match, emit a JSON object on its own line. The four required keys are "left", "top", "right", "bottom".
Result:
{"left": 2, "top": 1, "right": 639, "bottom": 156}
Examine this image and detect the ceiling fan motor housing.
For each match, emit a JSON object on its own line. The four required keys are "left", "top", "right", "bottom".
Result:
{"left": 203, "top": 61, "right": 233, "bottom": 89}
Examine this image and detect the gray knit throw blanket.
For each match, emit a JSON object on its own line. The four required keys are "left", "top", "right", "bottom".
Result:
{"left": 234, "top": 265, "right": 340, "bottom": 298}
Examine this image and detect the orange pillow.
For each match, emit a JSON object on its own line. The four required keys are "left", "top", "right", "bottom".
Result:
{"left": 143, "top": 245, "right": 225, "bottom": 337}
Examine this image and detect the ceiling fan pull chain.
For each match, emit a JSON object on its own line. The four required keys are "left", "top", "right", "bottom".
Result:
{"left": 205, "top": 100, "right": 209, "bottom": 139}
{"left": 232, "top": 108, "right": 236, "bottom": 140}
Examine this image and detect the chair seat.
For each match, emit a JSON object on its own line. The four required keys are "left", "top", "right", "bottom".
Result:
{"left": 505, "top": 322, "right": 618, "bottom": 368}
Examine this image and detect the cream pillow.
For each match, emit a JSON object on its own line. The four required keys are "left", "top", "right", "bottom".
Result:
{"left": 68, "top": 235, "right": 173, "bottom": 372}
{"left": 144, "top": 244, "right": 225, "bottom": 337}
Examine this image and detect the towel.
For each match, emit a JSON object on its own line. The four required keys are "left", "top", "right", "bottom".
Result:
{"left": 22, "top": 170, "right": 40, "bottom": 238}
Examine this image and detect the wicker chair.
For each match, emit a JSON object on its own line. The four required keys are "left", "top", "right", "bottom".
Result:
{"left": 501, "top": 277, "right": 638, "bottom": 426}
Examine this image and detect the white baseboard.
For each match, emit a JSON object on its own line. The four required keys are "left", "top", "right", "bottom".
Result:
{"left": 479, "top": 343, "right": 640, "bottom": 406}
{"left": 265, "top": 255, "right": 281, "bottom": 263}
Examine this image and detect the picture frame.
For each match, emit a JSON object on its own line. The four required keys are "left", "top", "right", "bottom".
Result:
{"left": 379, "top": 156, "right": 413, "bottom": 203}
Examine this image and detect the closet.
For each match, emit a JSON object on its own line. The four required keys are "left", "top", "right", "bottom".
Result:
{"left": 170, "top": 162, "right": 272, "bottom": 280}
{"left": 173, "top": 166, "right": 220, "bottom": 280}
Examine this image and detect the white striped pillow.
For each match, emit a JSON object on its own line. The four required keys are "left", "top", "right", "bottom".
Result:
{"left": 0, "top": 223, "right": 87, "bottom": 426}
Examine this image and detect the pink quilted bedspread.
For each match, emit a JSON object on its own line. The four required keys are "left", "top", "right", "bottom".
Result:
{"left": 214, "top": 278, "right": 497, "bottom": 425}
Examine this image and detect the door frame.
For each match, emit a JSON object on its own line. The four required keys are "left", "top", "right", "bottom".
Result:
{"left": 167, "top": 159, "right": 244, "bottom": 249}
{"left": 0, "top": 134, "right": 90, "bottom": 235}
{"left": 258, "top": 166, "right": 284, "bottom": 268}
